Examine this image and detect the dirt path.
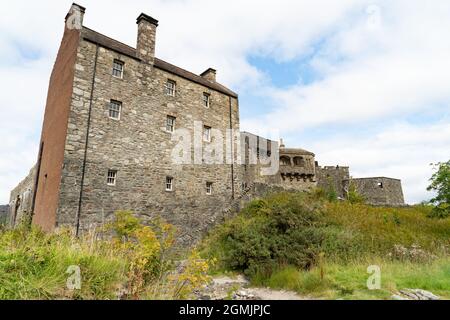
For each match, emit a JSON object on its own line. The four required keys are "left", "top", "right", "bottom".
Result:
{"left": 199, "top": 276, "right": 311, "bottom": 300}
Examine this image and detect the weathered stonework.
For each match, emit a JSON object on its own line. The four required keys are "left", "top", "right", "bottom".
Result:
{"left": 0, "top": 205, "right": 9, "bottom": 224}
{"left": 345, "top": 177, "right": 405, "bottom": 206}
{"left": 8, "top": 165, "right": 37, "bottom": 226}
{"left": 316, "top": 165, "right": 350, "bottom": 199}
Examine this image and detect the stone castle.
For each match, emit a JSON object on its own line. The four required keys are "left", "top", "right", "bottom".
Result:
{"left": 6, "top": 4, "right": 405, "bottom": 243}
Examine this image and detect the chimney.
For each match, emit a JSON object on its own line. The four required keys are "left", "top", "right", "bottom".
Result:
{"left": 280, "top": 139, "right": 285, "bottom": 148}
{"left": 200, "top": 68, "right": 217, "bottom": 82}
{"left": 136, "top": 13, "right": 159, "bottom": 65}
{"left": 65, "top": 3, "right": 85, "bottom": 30}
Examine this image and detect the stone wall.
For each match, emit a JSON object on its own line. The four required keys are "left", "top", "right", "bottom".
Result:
{"left": 347, "top": 177, "right": 405, "bottom": 206}
{"left": 56, "top": 25, "right": 241, "bottom": 245}
{"left": 32, "top": 4, "right": 83, "bottom": 232}
{"left": 9, "top": 165, "right": 37, "bottom": 227}
{"left": 316, "top": 165, "right": 350, "bottom": 198}
{"left": 0, "top": 205, "right": 9, "bottom": 224}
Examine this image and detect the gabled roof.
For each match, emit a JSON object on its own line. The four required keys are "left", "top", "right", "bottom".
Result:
{"left": 81, "top": 27, "right": 238, "bottom": 98}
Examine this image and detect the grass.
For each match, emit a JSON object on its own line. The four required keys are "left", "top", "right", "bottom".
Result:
{"left": 252, "top": 258, "right": 450, "bottom": 300}
{"left": 0, "top": 213, "right": 213, "bottom": 300}
{"left": 321, "top": 202, "right": 450, "bottom": 261}
{"left": 0, "top": 226, "right": 127, "bottom": 300}
{"left": 200, "top": 191, "right": 450, "bottom": 300}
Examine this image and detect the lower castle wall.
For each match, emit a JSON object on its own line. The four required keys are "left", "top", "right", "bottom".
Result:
{"left": 316, "top": 166, "right": 350, "bottom": 198}
{"left": 9, "top": 165, "right": 37, "bottom": 227}
{"left": 347, "top": 177, "right": 405, "bottom": 206}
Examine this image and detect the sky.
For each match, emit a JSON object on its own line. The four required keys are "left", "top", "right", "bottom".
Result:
{"left": 0, "top": 0, "right": 449, "bottom": 204}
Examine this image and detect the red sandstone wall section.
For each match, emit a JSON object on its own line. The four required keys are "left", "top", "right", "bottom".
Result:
{"left": 32, "top": 25, "right": 81, "bottom": 231}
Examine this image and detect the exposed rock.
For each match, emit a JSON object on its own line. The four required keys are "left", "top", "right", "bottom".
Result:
{"left": 196, "top": 275, "right": 308, "bottom": 300}
{"left": 392, "top": 289, "right": 440, "bottom": 300}
{"left": 388, "top": 244, "right": 436, "bottom": 263}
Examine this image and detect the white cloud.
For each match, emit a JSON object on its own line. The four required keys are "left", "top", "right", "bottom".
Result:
{"left": 307, "top": 121, "right": 450, "bottom": 203}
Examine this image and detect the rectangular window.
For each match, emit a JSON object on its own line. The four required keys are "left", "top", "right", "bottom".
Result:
{"left": 109, "top": 100, "right": 122, "bottom": 120}
{"left": 165, "top": 80, "right": 176, "bottom": 96}
{"left": 107, "top": 170, "right": 117, "bottom": 186}
{"left": 203, "top": 93, "right": 210, "bottom": 108}
{"left": 166, "top": 177, "right": 173, "bottom": 191}
{"left": 203, "top": 126, "right": 211, "bottom": 142}
{"left": 112, "top": 60, "right": 124, "bottom": 78}
{"left": 206, "top": 182, "right": 213, "bottom": 195}
{"left": 166, "top": 116, "right": 176, "bottom": 133}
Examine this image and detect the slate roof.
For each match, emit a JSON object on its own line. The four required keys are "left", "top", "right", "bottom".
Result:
{"left": 82, "top": 27, "right": 238, "bottom": 98}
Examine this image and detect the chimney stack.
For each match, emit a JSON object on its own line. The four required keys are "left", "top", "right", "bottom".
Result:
{"left": 65, "top": 3, "right": 85, "bottom": 30}
{"left": 136, "top": 13, "right": 159, "bottom": 65}
{"left": 200, "top": 68, "right": 217, "bottom": 82}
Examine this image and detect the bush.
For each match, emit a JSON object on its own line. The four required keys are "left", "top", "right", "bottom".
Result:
{"left": 427, "top": 161, "right": 450, "bottom": 219}
{"left": 202, "top": 193, "right": 328, "bottom": 277}
{"left": 0, "top": 212, "right": 212, "bottom": 300}
{"left": 347, "top": 181, "right": 365, "bottom": 204}
{"left": 202, "top": 191, "right": 450, "bottom": 279}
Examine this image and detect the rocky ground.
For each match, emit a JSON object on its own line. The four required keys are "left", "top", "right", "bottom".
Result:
{"left": 391, "top": 289, "right": 441, "bottom": 300}
{"left": 196, "top": 275, "right": 311, "bottom": 300}
{"left": 195, "top": 275, "right": 441, "bottom": 301}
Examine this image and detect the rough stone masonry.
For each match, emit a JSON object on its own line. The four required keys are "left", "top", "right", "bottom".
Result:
{"left": 8, "top": 4, "right": 405, "bottom": 245}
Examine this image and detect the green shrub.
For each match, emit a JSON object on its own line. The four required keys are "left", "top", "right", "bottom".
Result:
{"left": 427, "top": 160, "right": 450, "bottom": 219}
{"left": 203, "top": 193, "right": 328, "bottom": 277}
{"left": 347, "top": 181, "right": 365, "bottom": 204}
{"left": 0, "top": 213, "right": 212, "bottom": 300}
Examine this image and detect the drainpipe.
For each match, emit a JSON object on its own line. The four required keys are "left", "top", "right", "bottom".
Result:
{"left": 76, "top": 44, "right": 99, "bottom": 237}
{"left": 229, "top": 96, "right": 235, "bottom": 200}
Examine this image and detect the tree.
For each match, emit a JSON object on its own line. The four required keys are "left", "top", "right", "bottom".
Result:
{"left": 427, "top": 160, "right": 450, "bottom": 218}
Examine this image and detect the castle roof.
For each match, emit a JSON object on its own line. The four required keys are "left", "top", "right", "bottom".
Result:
{"left": 82, "top": 27, "right": 238, "bottom": 98}
{"left": 346, "top": 177, "right": 402, "bottom": 181}
{"left": 280, "top": 147, "right": 315, "bottom": 156}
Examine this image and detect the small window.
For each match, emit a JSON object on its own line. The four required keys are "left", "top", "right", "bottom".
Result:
{"left": 166, "top": 176, "right": 173, "bottom": 191}
{"left": 109, "top": 100, "right": 122, "bottom": 120}
{"left": 166, "top": 116, "right": 176, "bottom": 133}
{"left": 206, "top": 182, "right": 213, "bottom": 195}
{"left": 294, "top": 157, "right": 306, "bottom": 167}
{"left": 203, "top": 126, "right": 212, "bottom": 142}
{"left": 112, "top": 60, "right": 124, "bottom": 78}
{"left": 377, "top": 182, "right": 384, "bottom": 189}
{"left": 242, "top": 182, "right": 248, "bottom": 191}
{"left": 203, "top": 93, "right": 210, "bottom": 108}
{"left": 165, "top": 80, "right": 176, "bottom": 96}
{"left": 107, "top": 170, "right": 117, "bottom": 186}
